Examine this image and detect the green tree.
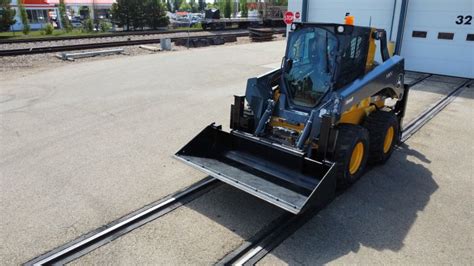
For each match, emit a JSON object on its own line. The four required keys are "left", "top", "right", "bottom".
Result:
{"left": 173, "top": 0, "right": 182, "bottom": 12}
{"left": 145, "top": 0, "right": 169, "bottom": 29}
{"left": 223, "top": 0, "right": 231, "bottom": 18}
{"left": 198, "top": 0, "right": 205, "bottom": 11}
{"left": 18, "top": 0, "right": 30, "bottom": 34}
{"left": 111, "top": 0, "right": 144, "bottom": 30}
{"left": 179, "top": 1, "right": 191, "bottom": 11}
{"left": 166, "top": 0, "right": 172, "bottom": 12}
{"left": 189, "top": 0, "right": 198, "bottom": 13}
{"left": 111, "top": 0, "right": 132, "bottom": 30}
{"left": 131, "top": 0, "right": 146, "bottom": 29}
{"left": 83, "top": 18, "right": 94, "bottom": 32}
{"left": 44, "top": 23, "right": 54, "bottom": 34}
{"left": 59, "top": 0, "right": 72, "bottom": 32}
{"left": 112, "top": 0, "right": 168, "bottom": 30}
{"left": 217, "top": 0, "right": 224, "bottom": 12}
{"left": 0, "top": 0, "right": 16, "bottom": 31}
{"left": 240, "top": 0, "right": 248, "bottom": 18}
{"left": 206, "top": 2, "right": 216, "bottom": 9}
{"left": 274, "top": 0, "right": 288, "bottom": 6}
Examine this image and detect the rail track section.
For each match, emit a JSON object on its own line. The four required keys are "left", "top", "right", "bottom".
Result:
{"left": 401, "top": 78, "right": 471, "bottom": 142}
{"left": 217, "top": 78, "right": 472, "bottom": 266}
{"left": 24, "top": 77, "right": 471, "bottom": 266}
{"left": 0, "top": 29, "right": 233, "bottom": 44}
{"left": 0, "top": 32, "right": 251, "bottom": 57}
{"left": 24, "top": 177, "right": 220, "bottom": 265}
{"left": 0, "top": 29, "right": 285, "bottom": 57}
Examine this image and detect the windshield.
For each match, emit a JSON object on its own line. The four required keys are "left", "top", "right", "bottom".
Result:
{"left": 284, "top": 27, "right": 338, "bottom": 108}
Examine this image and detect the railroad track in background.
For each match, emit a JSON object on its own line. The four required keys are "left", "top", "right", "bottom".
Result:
{"left": 23, "top": 77, "right": 471, "bottom": 266}
{"left": 25, "top": 177, "right": 221, "bottom": 265}
{"left": 0, "top": 29, "right": 286, "bottom": 57}
{"left": 0, "top": 31, "right": 249, "bottom": 57}
{"left": 0, "top": 28, "right": 241, "bottom": 44}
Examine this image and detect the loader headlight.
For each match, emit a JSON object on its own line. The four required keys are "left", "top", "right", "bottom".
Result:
{"left": 337, "top": 26, "right": 345, "bottom": 33}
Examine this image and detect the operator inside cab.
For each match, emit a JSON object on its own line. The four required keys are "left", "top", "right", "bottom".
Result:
{"left": 284, "top": 27, "right": 337, "bottom": 108}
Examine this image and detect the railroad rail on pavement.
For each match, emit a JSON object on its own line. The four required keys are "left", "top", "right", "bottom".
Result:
{"left": 24, "top": 177, "right": 220, "bottom": 265}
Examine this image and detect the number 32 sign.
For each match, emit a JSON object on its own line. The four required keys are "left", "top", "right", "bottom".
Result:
{"left": 455, "top": 15, "right": 472, "bottom": 25}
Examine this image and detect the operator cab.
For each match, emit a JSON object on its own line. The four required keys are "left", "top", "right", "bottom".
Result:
{"left": 281, "top": 23, "right": 373, "bottom": 110}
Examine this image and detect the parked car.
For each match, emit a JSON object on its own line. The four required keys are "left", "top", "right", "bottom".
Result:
{"left": 71, "top": 18, "right": 82, "bottom": 28}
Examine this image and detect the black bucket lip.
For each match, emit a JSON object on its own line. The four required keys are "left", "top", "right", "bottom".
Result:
{"left": 174, "top": 124, "right": 336, "bottom": 214}
{"left": 173, "top": 153, "right": 335, "bottom": 214}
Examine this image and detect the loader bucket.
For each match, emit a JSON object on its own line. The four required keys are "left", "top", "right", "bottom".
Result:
{"left": 175, "top": 124, "right": 336, "bottom": 214}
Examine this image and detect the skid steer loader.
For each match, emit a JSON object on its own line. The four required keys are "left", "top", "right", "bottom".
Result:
{"left": 175, "top": 21, "right": 409, "bottom": 214}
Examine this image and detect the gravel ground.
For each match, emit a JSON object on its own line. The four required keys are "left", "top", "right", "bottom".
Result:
{"left": 0, "top": 35, "right": 285, "bottom": 80}
{"left": 0, "top": 29, "right": 249, "bottom": 50}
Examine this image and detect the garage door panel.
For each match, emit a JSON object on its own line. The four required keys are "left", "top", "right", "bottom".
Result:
{"left": 305, "top": 0, "right": 473, "bottom": 78}
{"left": 404, "top": 11, "right": 473, "bottom": 29}
{"left": 307, "top": 0, "right": 395, "bottom": 30}
{"left": 408, "top": 0, "right": 472, "bottom": 12}
{"left": 404, "top": 57, "right": 473, "bottom": 78}
{"left": 309, "top": 9, "right": 394, "bottom": 28}
{"left": 307, "top": 0, "right": 396, "bottom": 64}
{"left": 401, "top": 0, "right": 473, "bottom": 78}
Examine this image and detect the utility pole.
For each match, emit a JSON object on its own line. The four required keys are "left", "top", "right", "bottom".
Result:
{"left": 233, "top": 0, "right": 238, "bottom": 18}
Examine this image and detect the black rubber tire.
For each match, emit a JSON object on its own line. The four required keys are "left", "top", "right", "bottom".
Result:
{"left": 333, "top": 124, "right": 370, "bottom": 189}
{"left": 363, "top": 109, "right": 399, "bottom": 164}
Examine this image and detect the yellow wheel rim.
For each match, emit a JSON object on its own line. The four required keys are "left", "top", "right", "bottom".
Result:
{"left": 349, "top": 142, "right": 364, "bottom": 175}
{"left": 383, "top": 126, "right": 394, "bottom": 153}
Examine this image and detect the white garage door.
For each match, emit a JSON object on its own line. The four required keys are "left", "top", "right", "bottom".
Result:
{"left": 306, "top": 0, "right": 397, "bottom": 62}
{"left": 307, "top": 0, "right": 396, "bottom": 31}
{"left": 401, "top": 0, "right": 474, "bottom": 78}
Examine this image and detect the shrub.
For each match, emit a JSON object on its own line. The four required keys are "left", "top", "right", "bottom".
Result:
{"left": 59, "top": 0, "right": 72, "bottom": 32}
{"left": 99, "top": 21, "right": 111, "bottom": 32}
{"left": 83, "top": 18, "right": 94, "bottom": 32}
{"left": 44, "top": 23, "right": 54, "bottom": 35}
{"left": 22, "top": 24, "right": 30, "bottom": 35}
{"left": 18, "top": 0, "right": 30, "bottom": 35}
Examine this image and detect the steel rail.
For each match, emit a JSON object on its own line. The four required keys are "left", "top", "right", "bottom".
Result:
{"left": 406, "top": 73, "right": 431, "bottom": 87}
{"left": 0, "top": 29, "right": 233, "bottom": 44}
{"left": 218, "top": 79, "right": 471, "bottom": 265}
{"left": 401, "top": 79, "right": 471, "bottom": 142}
{"left": 24, "top": 177, "right": 220, "bottom": 266}
{"left": 0, "top": 31, "right": 252, "bottom": 57}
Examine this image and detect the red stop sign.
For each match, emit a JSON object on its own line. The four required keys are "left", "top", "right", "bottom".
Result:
{"left": 284, "top": 11, "right": 294, "bottom": 25}
{"left": 295, "top": 12, "right": 301, "bottom": 19}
